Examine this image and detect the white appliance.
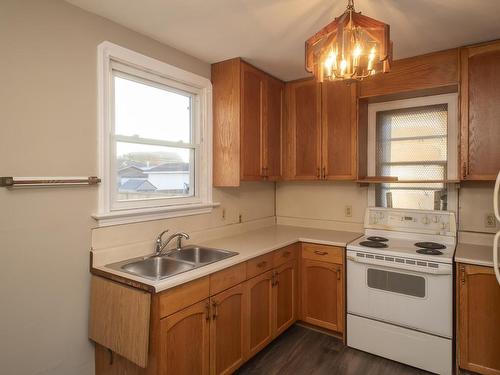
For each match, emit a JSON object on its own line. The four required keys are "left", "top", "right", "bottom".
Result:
{"left": 346, "top": 207, "right": 457, "bottom": 375}
{"left": 493, "top": 171, "right": 500, "bottom": 285}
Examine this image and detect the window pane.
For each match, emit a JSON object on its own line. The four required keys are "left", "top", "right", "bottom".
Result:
{"left": 114, "top": 74, "right": 191, "bottom": 143}
{"left": 375, "top": 103, "right": 449, "bottom": 210}
{"left": 116, "top": 142, "right": 193, "bottom": 201}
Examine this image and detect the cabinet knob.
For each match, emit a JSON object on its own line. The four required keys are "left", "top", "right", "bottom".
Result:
{"left": 205, "top": 301, "right": 211, "bottom": 321}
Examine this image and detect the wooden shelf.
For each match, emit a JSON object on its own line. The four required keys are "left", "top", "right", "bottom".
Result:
{"left": 357, "top": 178, "right": 460, "bottom": 185}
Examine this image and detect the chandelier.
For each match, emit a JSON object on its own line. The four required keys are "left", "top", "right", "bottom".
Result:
{"left": 305, "top": 0, "right": 393, "bottom": 82}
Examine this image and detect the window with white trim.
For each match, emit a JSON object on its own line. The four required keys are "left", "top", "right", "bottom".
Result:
{"left": 368, "top": 94, "right": 458, "bottom": 211}
{"left": 95, "top": 42, "right": 213, "bottom": 225}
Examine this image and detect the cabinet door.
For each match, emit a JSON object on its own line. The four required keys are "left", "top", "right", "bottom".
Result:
{"left": 160, "top": 300, "right": 210, "bottom": 375}
{"left": 263, "top": 76, "right": 284, "bottom": 180}
{"left": 245, "top": 270, "right": 274, "bottom": 358}
{"left": 300, "top": 259, "right": 343, "bottom": 333}
{"left": 461, "top": 41, "right": 500, "bottom": 180}
{"left": 241, "top": 62, "right": 264, "bottom": 181}
{"left": 321, "top": 81, "right": 357, "bottom": 180}
{"left": 458, "top": 264, "right": 500, "bottom": 375}
{"left": 284, "top": 79, "right": 322, "bottom": 180}
{"left": 210, "top": 284, "right": 247, "bottom": 375}
{"left": 274, "top": 259, "right": 297, "bottom": 336}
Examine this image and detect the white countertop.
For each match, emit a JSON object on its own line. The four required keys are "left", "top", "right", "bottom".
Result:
{"left": 455, "top": 242, "right": 495, "bottom": 267}
{"left": 92, "top": 224, "right": 362, "bottom": 292}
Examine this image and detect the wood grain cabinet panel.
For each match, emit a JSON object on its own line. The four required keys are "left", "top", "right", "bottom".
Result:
{"left": 457, "top": 264, "right": 500, "bottom": 375}
{"left": 245, "top": 270, "right": 275, "bottom": 358}
{"left": 460, "top": 41, "right": 500, "bottom": 180}
{"left": 263, "top": 75, "right": 284, "bottom": 180}
{"left": 284, "top": 79, "right": 322, "bottom": 180}
{"left": 240, "top": 62, "right": 265, "bottom": 180}
{"left": 284, "top": 78, "right": 357, "bottom": 181}
{"left": 210, "top": 284, "right": 247, "bottom": 375}
{"left": 322, "top": 81, "right": 358, "bottom": 180}
{"left": 212, "top": 58, "right": 284, "bottom": 185}
{"left": 160, "top": 300, "right": 210, "bottom": 375}
{"left": 300, "top": 258, "right": 344, "bottom": 334}
{"left": 274, "top": 259, "right": 297, "bottom": 336}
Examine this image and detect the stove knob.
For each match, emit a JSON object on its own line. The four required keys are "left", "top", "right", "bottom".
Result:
{"left": 432, "top": 216, "right": 440, "bottom": 223}
{"left": 421, "top": 216, "right": 430, "bottom": 225}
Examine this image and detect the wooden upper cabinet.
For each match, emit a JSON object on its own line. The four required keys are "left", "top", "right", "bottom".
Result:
{"left": 240, "top": 62, "right": 264, "bottom": 181}
{"left": 457, "top": 264, "right": 500, "bottom": 375}
{"left": 263, "top": 75, "right": 284, "bottom": 180}
{"left": 210, "top": 284, "right": 247, "bottom": 375}
{"left": 212, "top": 58, "right": 284, "bottom": 186}
{"left": 322, "top": 81, "right": 358, "bottom": 180}
{"left": 358, "top": 49, "right": 459, "bottom": 98}
{"left": 160, "top": 300, "right": 211, "bottom": 375}
{"left": 284, "top": 79, "right": 322, "bottom": 180}
{"left": 460, "top": 41, "right": 500, "bottom": 180}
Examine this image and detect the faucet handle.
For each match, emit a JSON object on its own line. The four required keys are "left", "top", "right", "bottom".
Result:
{"left": 155, "top": 229, "right": 169, "bottom": 253}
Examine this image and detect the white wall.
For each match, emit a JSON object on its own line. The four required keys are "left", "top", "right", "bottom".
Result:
{"left": 276, "top": 182, "right": 368, "bottom": 232}
{"left": 276, "top": 181, "right": 497, "bottom": 235}
{"left": 0, "top": 1, "right": 275, "bottom": 375}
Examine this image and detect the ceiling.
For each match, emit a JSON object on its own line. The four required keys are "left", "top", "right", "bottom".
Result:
{"left": 66, "top": 0, "right": 500, "bottom": 81}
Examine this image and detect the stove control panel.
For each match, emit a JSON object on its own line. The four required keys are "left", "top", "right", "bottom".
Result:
{"left": 366, "top": 208, "right": 456, "bottom": 236}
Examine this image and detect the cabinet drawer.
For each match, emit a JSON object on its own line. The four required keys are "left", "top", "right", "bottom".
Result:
{"left": 159, "top": 276, "right": 210, "bottom": 318}
{"left": 210, "top": 262, "right": 247, "bottom": 295}
{"left": 302, "top": 243, "right": 343, "bottom": 264}
{"left": 246, "top": 253, "right": 274, "bottom": 279}
{"left": 273, "top": 244, "right": 298, "bottom": 267}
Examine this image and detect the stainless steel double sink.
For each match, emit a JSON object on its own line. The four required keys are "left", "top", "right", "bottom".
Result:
{"left": 106, "top": 245, "right": 238, "bottom": 281}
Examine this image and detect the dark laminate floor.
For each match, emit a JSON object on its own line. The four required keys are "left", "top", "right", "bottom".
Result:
{"left": 236, "top": 325, "right": 432, "bottom": 375}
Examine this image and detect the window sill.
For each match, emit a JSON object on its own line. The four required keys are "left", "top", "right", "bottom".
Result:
{"left": 92, "top": 202, "right": 220, "bottom": 227}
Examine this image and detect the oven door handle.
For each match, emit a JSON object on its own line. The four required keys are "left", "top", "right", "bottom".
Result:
{"left": 347, "top": 256, "right": 452, "bottom": 275}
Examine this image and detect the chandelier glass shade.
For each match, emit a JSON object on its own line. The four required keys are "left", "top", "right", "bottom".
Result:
{"left": 305, "top": 0, "right": 393, "bottom": 82}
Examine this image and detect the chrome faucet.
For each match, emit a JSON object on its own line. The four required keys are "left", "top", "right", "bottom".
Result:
{"left": 154, "top": 230, "right": 190, "bottom": 256}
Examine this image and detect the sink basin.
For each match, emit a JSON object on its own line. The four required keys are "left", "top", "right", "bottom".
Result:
{"left": 105, "top": 245, "right": 238, "bottom": 281}
{"left": 120, "top": 256, "right": 195, "bottom": 280}
{"left": 167, "top": 246, "right": 238, "bottom": 264}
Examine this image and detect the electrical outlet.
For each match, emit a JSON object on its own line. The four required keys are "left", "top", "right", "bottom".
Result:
{"left": 345, "top": 205, "right": 352, "bottom": 218}
{"left": 485, "top": 213, "right": 496, "bottom": 228}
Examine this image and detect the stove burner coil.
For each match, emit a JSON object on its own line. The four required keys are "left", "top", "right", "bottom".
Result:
{"left": 416, "top": 248, "right": 443, "bottom": 256}
{"left": 414, "top": 242, "right": 446, "bottom": 250}
{"left": 367, "top": 236, "right": 389, "bottom": 242}
{"left": 360, "top": 241, "right": 388, "bottom": 248}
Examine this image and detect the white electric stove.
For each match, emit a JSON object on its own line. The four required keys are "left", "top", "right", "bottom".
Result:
{"left": 346, "top": 207, "right": 457, "bottom": 375}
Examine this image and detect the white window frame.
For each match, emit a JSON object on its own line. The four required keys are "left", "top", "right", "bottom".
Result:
{"left": 367, "top": 93, "right": 459, "bottom": 212}
{"left": 93, "top": 41, "right": 214, "bottom": 226}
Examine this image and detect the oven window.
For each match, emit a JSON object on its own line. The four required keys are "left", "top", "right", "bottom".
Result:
{"left": 367, "top": 268, "right": 426, "bottom": 298}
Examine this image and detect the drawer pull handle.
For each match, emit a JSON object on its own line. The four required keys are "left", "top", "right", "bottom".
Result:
{"left": 205, "top": 301, "right": 210, "bottom": 321}
{"left": 314, "top": 250, "right": 328, "bottom": 256}
{"left": 212, "top": 301, "right": 218, "bottom": 320}
{"left": 257, "top": 261, "right": 268, "bottom": 268}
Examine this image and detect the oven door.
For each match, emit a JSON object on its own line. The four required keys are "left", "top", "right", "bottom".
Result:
{"left": 347, "top": 251, "right": 453, "bottom": 338}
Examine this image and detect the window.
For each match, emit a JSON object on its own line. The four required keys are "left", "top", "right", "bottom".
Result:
{"left": 367, "top": 94, "right": 458, "bottom": 211}
{"left": 95, "top": 42, "right": 213, "bottom": 226}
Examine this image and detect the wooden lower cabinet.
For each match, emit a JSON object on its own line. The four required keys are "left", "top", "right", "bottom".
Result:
{"left": 274, "top": 259, "right": 297, "bottom": 336}
{"left": 160, "top": 300, "right": 211, "bottom": 375}
{"left": 300, "top": 258, "right": 343, "bottom": 334}
{"left": 210, "top": 284, "right": 247, "bottom": 375}
{"left": 92, "top": 243, "right": 340, "bottom": 375}
{"left": 245, "top": 270, "right": 275, "bottom": 358}
{"left": 457, "top": 263, "right": 500, "bottom": 375}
